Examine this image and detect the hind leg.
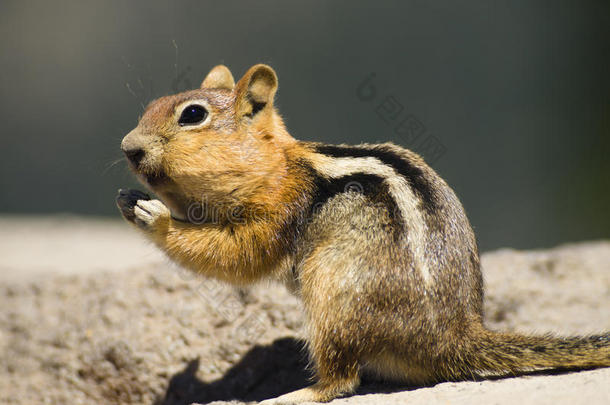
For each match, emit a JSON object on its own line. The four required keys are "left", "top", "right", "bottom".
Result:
{"left": 260, "top": 328, "right": 360, "bottom": 404}
{"left": 260, "top": 377, "right": 359, "bottom": 404}
{"left": 260, "top": 287, "right": 362, "bottom": 404}
{"left": 262, "top": 233, "right": 393, "bottom": 403}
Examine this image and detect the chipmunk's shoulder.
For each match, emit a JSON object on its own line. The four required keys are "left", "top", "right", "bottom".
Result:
{"left": 290, "top": 141, "right": 436, "bottom": 203}
{"left": 295, "top": 141, "right": 425, "bottom": 165}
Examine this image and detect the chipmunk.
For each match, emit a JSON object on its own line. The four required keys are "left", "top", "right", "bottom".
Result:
{"left": 116, "top": 64, "right": 610, "bottom": 404}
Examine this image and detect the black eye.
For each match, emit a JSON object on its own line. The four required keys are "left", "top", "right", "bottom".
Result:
{"left": 178, "top": 104, "right": 208, "bottom": 126}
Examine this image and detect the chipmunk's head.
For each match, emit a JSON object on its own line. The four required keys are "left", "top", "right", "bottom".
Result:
{"left": 121, "top": 64, "right": 295, "bottom": 221}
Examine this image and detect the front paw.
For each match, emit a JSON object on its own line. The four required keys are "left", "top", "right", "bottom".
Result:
{"left": 116, "top": 188, "right": 150, "bottom": 222}
{"left": 116, "top": 189, "right": 170, "bottom": 232}
{"left": 133, "top": 199, "right": 170, "bottom": 231}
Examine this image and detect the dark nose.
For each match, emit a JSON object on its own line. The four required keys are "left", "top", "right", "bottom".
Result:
{"left": 121, "top": 129, "right": 147, "bottom": 166}
{"left": 123, "top": 147, "right": 145, "bottom": 166}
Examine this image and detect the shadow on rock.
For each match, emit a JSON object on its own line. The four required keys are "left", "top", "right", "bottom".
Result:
{"left": 156, "top": 337, "right": 420, "bottom": 404}
{"left": 155, "top": 337, "right": 313, "bottom": 404}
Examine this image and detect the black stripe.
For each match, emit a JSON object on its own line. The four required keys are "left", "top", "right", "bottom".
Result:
{"left": 273, "top": 158, "right": 404, "bottom": 265}
{"left": 298, "top": 159, "right": 404, "bottom": 238}
{"left": 313, "top": 173, "right": 398, "bottom": 214}
{"left": 313, "top": 144, "right": 438, "bottom": 214}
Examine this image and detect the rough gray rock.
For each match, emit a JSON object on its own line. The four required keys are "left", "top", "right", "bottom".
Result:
{"left": 0, "top": 217, "right": 608, "bottom": 404}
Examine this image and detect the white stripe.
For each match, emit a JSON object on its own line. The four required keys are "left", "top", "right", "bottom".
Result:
{"left": 312, "top": 155, "right": 433, "bottom": 285}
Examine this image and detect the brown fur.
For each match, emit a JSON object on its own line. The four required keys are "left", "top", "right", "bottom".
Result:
{"left": 116, "top": 64, "right": 610, "bottom": 404}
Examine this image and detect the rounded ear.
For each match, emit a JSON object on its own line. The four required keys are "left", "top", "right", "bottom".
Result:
{"left": 234, "top": 64, "right": 278, "bottom": 117}
{"left": 200, "top": 65, "right": 235, "bottom": 90}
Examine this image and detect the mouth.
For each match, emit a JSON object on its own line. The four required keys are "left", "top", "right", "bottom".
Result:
{"left": 143, "top": 171, "right": 168, "bottom": 187}
{"left": 134, "top": 174, "right": 191, "bottom": 222}
{"left": 126, "top": 159, "right": 168, "bottom": 188}
{"left": 125, "top": 168, "right": 183, "bottom": 221}
{"left": 160, "top": 193, "right": 191, "bottom": 223}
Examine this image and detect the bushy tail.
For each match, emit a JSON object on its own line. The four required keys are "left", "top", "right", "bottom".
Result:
{"left": 458, "top": 326, "right": 610, "bottom": 378}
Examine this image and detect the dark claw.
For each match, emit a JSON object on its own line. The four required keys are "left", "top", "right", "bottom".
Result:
{"left": 116, "top": 189, "right": 150, "bottom": 222}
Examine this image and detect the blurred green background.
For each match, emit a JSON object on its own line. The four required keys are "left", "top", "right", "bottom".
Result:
{"left": 0, "top": 1, "right": 608, "bottom": 251}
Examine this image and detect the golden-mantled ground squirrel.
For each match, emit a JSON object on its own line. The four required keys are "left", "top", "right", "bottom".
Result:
{"left": 117, "top": 64, "right": 610, "bottom": 404}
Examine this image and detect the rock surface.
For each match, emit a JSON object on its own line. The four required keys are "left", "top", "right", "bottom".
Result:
{"left": 0, "top": 216, "right": 609, "bottom": 405}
